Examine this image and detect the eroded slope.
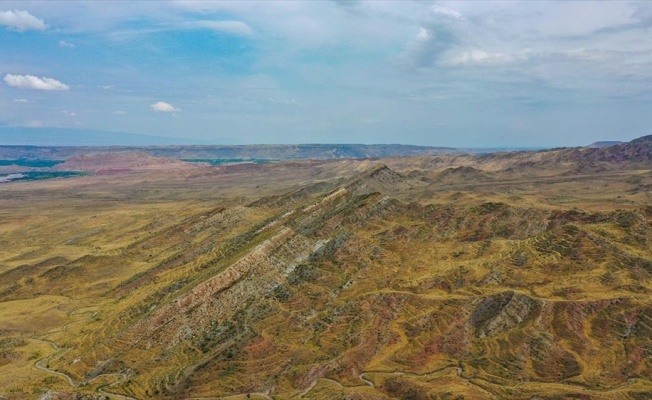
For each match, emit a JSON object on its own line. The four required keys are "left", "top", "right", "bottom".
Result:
{"left": 1, "top": 157, "right": 652, "bottom": 399}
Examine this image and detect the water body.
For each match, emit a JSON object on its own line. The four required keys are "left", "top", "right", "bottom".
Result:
{"left": 0, "top": 159, "right": 64, "bottom": 168}
{"left": 0, "top": 171, "right": 84, "bottom": 183}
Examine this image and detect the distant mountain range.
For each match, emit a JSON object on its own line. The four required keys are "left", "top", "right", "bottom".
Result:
{"left": 0, "top": 143, "right": 462, "bottom": 160}
{"left": 2, "top": 129, "right": 652, "bottom": 164}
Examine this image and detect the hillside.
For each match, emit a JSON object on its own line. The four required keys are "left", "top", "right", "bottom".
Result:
{"left": 586, "top": 141, "right": 624, "bottom": 148}
{"left": 556, "top": 135, "right": 652, "bottom": 163}
{"left": 0, "top": 138, "right": 652, "bottom": 399}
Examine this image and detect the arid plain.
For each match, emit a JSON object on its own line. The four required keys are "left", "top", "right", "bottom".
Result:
{"left": 2, "top": 138, "right": 652, "bottom": 399}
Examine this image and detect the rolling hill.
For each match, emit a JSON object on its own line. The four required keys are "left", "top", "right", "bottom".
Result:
{"left": 1, "top": 136, "right": 652, "bottom": 399}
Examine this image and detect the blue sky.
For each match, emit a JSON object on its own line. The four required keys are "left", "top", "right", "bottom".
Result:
{"left": 1, "top": 1, "right": 652, "bottom": 147}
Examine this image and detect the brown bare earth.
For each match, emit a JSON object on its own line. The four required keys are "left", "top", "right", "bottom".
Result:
{"left": 1, "top": 138, "right": 652, "bottom": 399}
{"left": 52, "top": 152, "right": 207, "bottom": 174}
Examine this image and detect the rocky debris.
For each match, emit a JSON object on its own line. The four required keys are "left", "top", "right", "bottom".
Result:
{"left": 471, "top": 291, "right": 540, "bottom": 337}
{"left": 125, "top": 227, "right": 307, "bottom": 346}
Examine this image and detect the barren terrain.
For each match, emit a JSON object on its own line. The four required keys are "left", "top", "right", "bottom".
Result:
{"left": 1, "top": 138, "right": 652, "bottom": 399}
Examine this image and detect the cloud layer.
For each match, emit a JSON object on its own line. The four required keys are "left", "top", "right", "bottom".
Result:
{"left": 0, "top": 1, "right": 651, "bottom": 147}
{"left": 4, "top": 74, "right": 69, "bottom": 91}
{"left": 0, "top": 10, "right": 45, "bottom": 31}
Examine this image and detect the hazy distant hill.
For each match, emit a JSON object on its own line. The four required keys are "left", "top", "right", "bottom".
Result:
{"left": 566, "top": 134, "right": 652, "bottom": 162}
{"left": 0, "top": 143, "right": 461, "bottom": 161}
{"left": 586, "top": 140, "right": 624, "bottom": 148}
{"left": 3, "top": 133, "right": 651, "bottom": 167}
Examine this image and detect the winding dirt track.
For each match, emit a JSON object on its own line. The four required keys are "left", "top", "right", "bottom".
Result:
{"left": 32, "top": 309, "right": 137, "bottom": 400}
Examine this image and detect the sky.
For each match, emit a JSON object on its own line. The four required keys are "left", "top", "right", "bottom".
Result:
{"left": 1, "top": 1, "right": 652, "bottom": 147}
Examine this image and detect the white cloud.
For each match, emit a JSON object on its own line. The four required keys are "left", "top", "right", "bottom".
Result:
{"left": 0, "top": 10, "right": 46, "bottom": 31}
{"left": 416, "top": 27, "right": 430, "bottom": 42}
{"left": 59, "top": 40, "right": 75, "bottom": 48}
{"left": 13, "top": 98, "right": 29, "bottom": 103}
{"left": 98, "top": 85, "right": 114, "bottom": 90}
{"left": 61, "top": 110, "right": 76, "bottom": 117}
{"left": 431, "top": 6, "right": 463, "bottom": 20}
{"left": 4, "top": 74, "right": 69, "bottom": 91}
{"left": 150, "top": 101, "right": 180, "bottom": 112}
{"left": 112, "top": 110, "right": 127, "bottom": 115}
{"left": 195, "top": 20, "right": 254, "bottom": 36}
{"left": 448, "top": 49, "right": 512, "bottom": 66}
{"left": 0, "top": 1, "right": 649, "bottom": 147}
